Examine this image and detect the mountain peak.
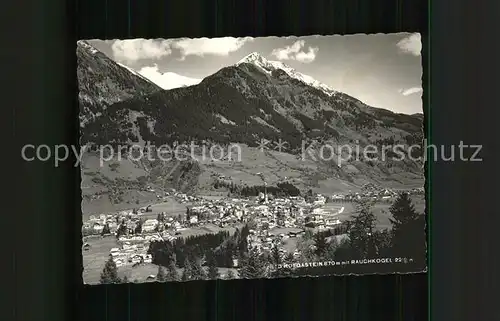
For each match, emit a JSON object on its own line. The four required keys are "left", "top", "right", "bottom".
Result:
{"left": 77, "top": 40, "right": 99, "bottom": 54}
{"left": 237, "top": 52, "right": 289, "bottom": 70}
{"left": 236, "top": 52, "right": 337, "bottom": 97}
{"left": 238, "top": 52, "right": 268, "bottom": 64}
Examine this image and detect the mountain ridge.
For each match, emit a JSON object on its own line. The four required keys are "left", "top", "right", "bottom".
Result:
{"left": 77, "top": 40, "right": 162, "bottom": 128}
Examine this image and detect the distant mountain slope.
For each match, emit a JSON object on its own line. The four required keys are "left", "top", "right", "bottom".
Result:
{"left": 76, "top": 40, "right": 161, "bottom": 127}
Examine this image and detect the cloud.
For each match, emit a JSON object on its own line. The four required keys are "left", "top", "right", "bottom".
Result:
{"left": 137, "top": 64, "right": 202, "bottom": 90}
{"left": 111, "top": 39, "right": 173, "bottom": 63}
{"left": 399, "top": 87, "right": 423, "bottom": 96}
{"left": 270, "top": 40, "right": 319, "bottom": 63}
{"left": 110, "top": 37, "right": 253, "bottom": 62}
{"left": 172, "top": 37, "right": 254, "bottom": 60}
{"left": 397, "top": 33, "right": 421, "bottom": 56}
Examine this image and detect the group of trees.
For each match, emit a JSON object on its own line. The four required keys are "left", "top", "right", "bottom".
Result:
{"left": 115, "top": 219, "right": 128, "bottom": 239}
{"left": 100, "top": 192, "right": 425, "bottom": 283}
{"left": 213, "top": 181, "right": 301, "bottom": 198}
{"left": 148, "top": 224, "right": 250, "bottom": 270}
{"left": 294, "top": 192, "right": 426, "bottom": 276}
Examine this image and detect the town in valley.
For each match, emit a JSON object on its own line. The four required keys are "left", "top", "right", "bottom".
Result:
{"left": 83, "top": 183, "right": 425, "bottom": 284}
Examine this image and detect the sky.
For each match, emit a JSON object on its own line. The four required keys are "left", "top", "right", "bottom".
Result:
{"left": 88, "top": 33, "right": 422, "bottom": 115}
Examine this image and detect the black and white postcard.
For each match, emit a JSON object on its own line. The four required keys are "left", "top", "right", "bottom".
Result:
{"left": 78, "top": 34, "right": 426, "bottom": 284}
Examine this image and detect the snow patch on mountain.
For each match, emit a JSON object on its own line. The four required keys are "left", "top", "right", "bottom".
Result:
{"left": 250, "top": 116, "right": 281, "bottom": 132}
{"left": 116, "top": 62, "right": 153, "bottom": 83}
{"left": 215, "top": 114, "right": 236, "bottom": 126}
{"left": 237, "top": 52, "right": 337, "bottom": 97}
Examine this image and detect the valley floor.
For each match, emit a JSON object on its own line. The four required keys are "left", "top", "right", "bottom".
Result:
{"left": 82, "top": 192, "right": 425, "bottom": 284}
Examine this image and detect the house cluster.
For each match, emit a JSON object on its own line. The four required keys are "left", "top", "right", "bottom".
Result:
{"left": 342, "top": 188, "right": 397, "bottom": 201}
{"left": 409, "top": 187, "right": 425, "bottom": 194}
{"left": 107, "top": 243, "right": 153, "bottom": 268}
{"left": 304, "top": 207, "right": 342, "bottom": 229}
{"left": 329, "top": 185, "right": 423, "bottom": 202}
{"left": 175, "top": 192, "right": 342, "bottom": 235}
{"left": 253, "top": 194, "right": 342, "bottom": 227}
{"left": 246, "top": 227, "right": 305, "bottom": 258}
{"left": 82, "top": 213, "right": 119, "bottom": 235}
{"left": 82, "top": 214, "right": 184, "bottom": 268}
{"left": 186, "top": 198, "right": 251, "bottom": 227}
{"left": 172, "top": 190, "right": 203, "bottom": 204}
{"left": 82, "top": 212, "right": 172, "bottom": 242}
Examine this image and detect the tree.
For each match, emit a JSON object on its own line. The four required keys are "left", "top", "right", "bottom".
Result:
{"left": 296, "top": 229, "right": 316, "bottom": 262}
{"left": 305, "top": 189, "right": 314, "bottom": 203}
{"left": 389, "top": 193, "right": 419, "bottom": 228}
{"left": 323, "top": 242, "right": 337, "bottom": 261}
{"left": 101, "top": 223, "right": 111, "bottom": 236}
{"left": 238, "top": 246, "right": 267, "bottom": 279}
{"left": 270, "top": 246, "right": 293, "bottom": 278}
{"left": 347, "top": 200, "right": 378, "bottom": 258}
{"left": 313, "top": 233, "right": 328, "bottom": 258}
{"left": 122, "top": 275, "right": 129, "bottom": 283}
{"left": 190, "top": 256, "right": 208, "bottom": 281}
{"left": 389, "top": 193, "right": 425, "bottom": 258}
{"left": 100, "top": 257, "right": 121, "bottom": 284}
{"left": 134, "top": 220, "right": 143, "bottom": 234}
{"left": 166, "top": 255, "right": 180, "bottom": 282}
{"left": 270, "top": 246, "right": 281, "bottom": 267}
{"left": 238, "top": 226, "right": 250, "bottom": 257}
{"left": 156, "top": 265, "right": 167, "bottom": 282}
{"left": 116, "top": 222, "right": 127, "bottom": 239}
{"left": 207, "top": 252, "right": 221, "bottom": 280}
{"left": 181, "top": 257, "right": 192, "bottom": 281}
{"left": 372, "top": 229, "right": 393, "bottom": 257}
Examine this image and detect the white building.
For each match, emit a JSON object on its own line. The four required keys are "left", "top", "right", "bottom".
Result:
{"left": 142, "top": 219, "right": 159, "bottom": 232}
{"left": 312, "top": 208, "right": 325, "bottom": 215}
{"left": 92, "top": 222, "right": 104, "bottom": 233}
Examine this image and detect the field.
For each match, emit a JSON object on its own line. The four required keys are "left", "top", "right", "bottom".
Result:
{"left": 282, "top": 237, "right": 299, "bottom": 253}
{"left": 194, "top": 146, "right": 322, "bottom": 192}
{"left": 175, "top": 223, "right": 243, "bottom": 238}
{"left": 137, "top": 198, "right": 189, "bottom": 218}
{"left": 320, "top": 203, "right": 353, "bottom": 215}
{"left": 269, "top": 227, "right": 303, "bottom": 235}
{"left": 82, "top": 236, "right": 162, "bottom": 284}
{"left": 326, "top": 194, "right": 425, "bottom": 230}
{"left": 82, "top": 236, "right": 169, "bottom": 284}
{"left": 82, "top": 236, "right": 120, "bottom": 284}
